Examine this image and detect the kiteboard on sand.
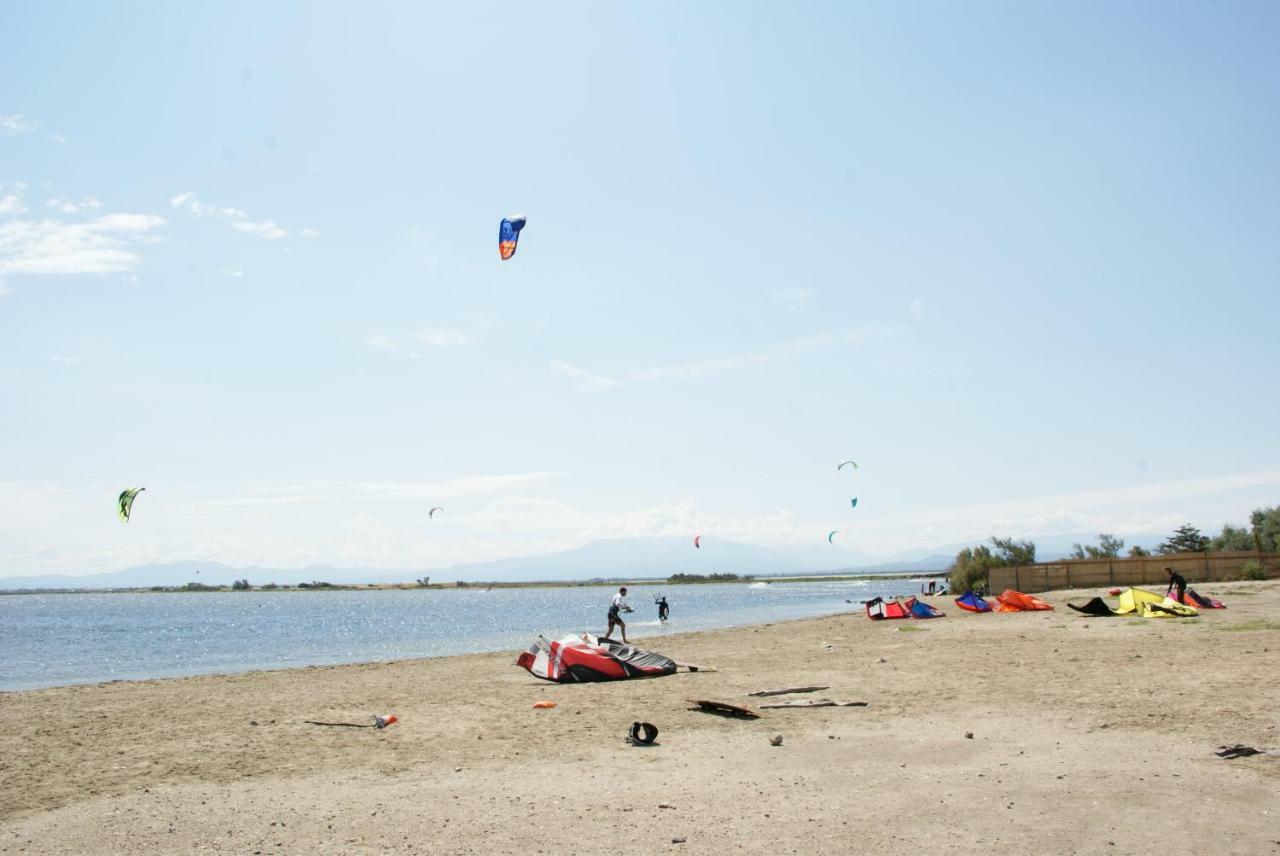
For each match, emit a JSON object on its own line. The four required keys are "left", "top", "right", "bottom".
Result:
{"left": 687, "top": 699, "right": 760, "bottom": 719}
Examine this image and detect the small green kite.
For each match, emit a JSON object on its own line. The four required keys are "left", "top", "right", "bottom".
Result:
{"left": 117, "top": 487, "right": 145, "bottom": 522}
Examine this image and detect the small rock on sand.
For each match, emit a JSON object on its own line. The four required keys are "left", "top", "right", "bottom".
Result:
{"left": 769, "top": 735, "right": 783, "bottom": 746}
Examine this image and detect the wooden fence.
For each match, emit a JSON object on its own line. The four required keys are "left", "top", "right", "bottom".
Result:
{"left": 987, "top": 551, "right": 1280, "bottom": 594}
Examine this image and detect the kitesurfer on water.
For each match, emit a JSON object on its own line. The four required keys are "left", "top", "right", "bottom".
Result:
{"left": 657, "top": 596, "right": 670, "bottom": 622}
{"left": 606, "top": 587, "right": 630, "bottom": 643}
{"left": 1165, "top": 567, "right": 1188, "bottom": 604}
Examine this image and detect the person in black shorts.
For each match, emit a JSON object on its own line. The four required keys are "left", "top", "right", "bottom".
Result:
{"left": 657, "top": 596, "right": 670, "bottom": 622}
{"left": 1165, "top": 567, "right": 1188, "bottom": 604}
{"left": 605, "top": 586, "right": 630, "bottom": 642}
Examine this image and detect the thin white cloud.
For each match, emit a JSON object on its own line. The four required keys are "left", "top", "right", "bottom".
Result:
{"left": 231, "top": 220, "right": 287, "bottom": 240}
{"left": 201, "top": 473, "right": 565, "bottom": 509}
{"left": 226, "top": 269, "right": 245, "bottom": 279}
{"left": 49, "top": 133, "right": 67, "bottom": 144}
{"left": 46, "top": 196, "right": 101, "bottom": 215}
{"left": 0, "top": 114, "right": 38, "bottom": 136}
{"left": 553, "top": 360, "right": 620, "bottom": 391}
{"left": 0, "top": 189, "right": 165, "bottom": 278}
{"left": 633, "top": 323, "right": 904, "bottom": 382}
{"left": 49, "top": 354, "right": 80, "bottom": 364}
{"left": 910, "top": 297, "right": 923, "bottom": 319}
{"left": 417, "top": 328, "right": 469, "bottom": 347}
{"left": 365, "top": 334, "right": 397, "bottom": 351}
{"left": 170, "top": 192, "right": 305, "bottom": 241}
{"left": 769, "top": 287, "right": 816, "bottom": 303}
{"left": 298, "top": 228, "right": 321, "bottom": 239}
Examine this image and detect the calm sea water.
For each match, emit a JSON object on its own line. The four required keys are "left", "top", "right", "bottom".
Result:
{"left": 0, "top": 578, "right": 927, "bottom": 692}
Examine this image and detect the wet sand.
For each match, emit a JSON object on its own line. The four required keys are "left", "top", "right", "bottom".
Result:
{"left": 2, "top": 581, "right": 1278, "bottom": 854}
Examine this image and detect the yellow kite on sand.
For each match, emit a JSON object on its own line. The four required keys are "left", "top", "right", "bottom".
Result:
{"left": 1114, "top": 587, "right": 1197, "bottom": 617}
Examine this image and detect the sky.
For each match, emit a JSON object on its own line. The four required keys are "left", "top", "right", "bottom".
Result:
{"left": 2, "top": 2, "right": 1279, "bottom": 577}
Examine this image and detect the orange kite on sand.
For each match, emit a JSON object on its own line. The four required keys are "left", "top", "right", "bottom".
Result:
{"left": 993, "top": 590, "right": 1054, "bottom": 612}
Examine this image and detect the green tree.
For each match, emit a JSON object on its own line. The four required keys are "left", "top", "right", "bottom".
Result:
{"left": 1157, "top": 524, "right": 1210, "bottom": 555}
{"left": 1249, "top": 506, "right": 1280, "bottom": 553}
{"left": 1070, "top": 533, "right": 1124, "bottom": 559}
{"left": 1128, "top": 545, "right": 1151, "bottom": 557}
{"left": 1210, "top": 524, "right": 1255, "bottom": 552}
{"left": 947, "top": 536, "right": 1037, "bottom": 593}
{"left": 232, "top": 578, "right": 251, "bottom": 590}
{"left": 990, "top": 536, "right": 1036, "bottom": 565}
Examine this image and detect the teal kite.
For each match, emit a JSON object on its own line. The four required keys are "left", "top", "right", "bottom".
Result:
{"left": 838, "top": 460, "right": 857, "bottom": 471}
{"left": 850, "top": 498, "right": 858, "bottom": 509}
{"left": 117, "top": 487, "right": 145, "bottom": 522}
{"left": 827, "top": 530, "right": 839, "bottom": 544}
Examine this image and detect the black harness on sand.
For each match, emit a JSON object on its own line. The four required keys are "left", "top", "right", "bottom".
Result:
{"left": 627, "top": 721, "right": 659, "bottom": 746}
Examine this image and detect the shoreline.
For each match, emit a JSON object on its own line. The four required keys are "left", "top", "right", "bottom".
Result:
{"left": 0, "top": 570, "right": 949, "bottom": 597}
{"left": 3, "top": 579, "right": 1277, "bottom": 854}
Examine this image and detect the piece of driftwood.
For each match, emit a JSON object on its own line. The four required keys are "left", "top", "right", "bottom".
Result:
{"left": 756, "top": 698, "right": 868, "bottom": 709}
{"left": 675, "top": 662, "right": 716, "bottom": 673}
{"left": 687, "top": 699, "right": 760, "bottom": 719}
{"left": 747, "top": 685, "right": 829, "bottom": 697}
{"left": 304, "top": 720, "right": 375, "bottom": 728}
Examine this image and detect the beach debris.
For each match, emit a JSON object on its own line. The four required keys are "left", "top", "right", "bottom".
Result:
{"left": 532, "top": 701, "right": 556, "bottom": 709}
{"left": 117, "top": 487, "right": 145, "bottom": 522}
{"left": 249, "top": 720, "right": 258, "bottom": 726}
{"left": 498, "top": 216, "right": 526, "bottom": 260}
{"left": 748, "top": 686, "right": 829, "bottom": 697}
{"left": 627, "top": 722, "right": 659, "bottom": 746}
{"left": 658, "top": 804, "right": 676, "bottom": 810}
{"left": 687, "top": 699, "right": 760, "bottom": 719}
{"left": 674, "top": 661, "right": 715, "bottom": 673}
{"left": 303, "top": 715, "right": 398, "bottom": 729}
{"left": 1215, "top": 744, "right": 1264, "bottom": 759}
{"left": 877, "top": 657, "right": 887, "bottom": 663}
{"left": 758, "top": 699, "right": 867, "bottom": 709}
{"left": 769, "top": 734, "right": 784, "bottom": 746}
{"left": 672, "top": 837, "right": 687, "bottom": 844}
{"left": 965, "top": 732, "right": 974, "bottom": 739}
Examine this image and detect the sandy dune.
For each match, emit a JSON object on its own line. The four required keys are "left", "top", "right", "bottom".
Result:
{"left": 2, "top": 581, "right": 1278, "bottom": 854}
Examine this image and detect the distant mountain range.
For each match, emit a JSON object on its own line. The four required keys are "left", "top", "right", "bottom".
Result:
{"left": 0, "top": 536, "right": 957, "bottom": 591}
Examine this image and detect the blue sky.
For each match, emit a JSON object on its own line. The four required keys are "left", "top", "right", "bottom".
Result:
{"left": 2, "top": 2, "right": 1278, "bottom": 576}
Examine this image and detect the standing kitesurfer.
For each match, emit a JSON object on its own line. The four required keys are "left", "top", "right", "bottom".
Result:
{"left": 1165, "top": 567, "right": 1188, "bottom": 604}
{"left": 606, "top": 586, "right": 630, "bottom": 643}
{"left": 657, "top": 596, "right": 670, "bottom": 622}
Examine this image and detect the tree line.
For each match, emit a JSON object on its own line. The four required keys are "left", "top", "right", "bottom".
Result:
{"left": 948, "top": 504, "right": 1280, "bottom": 593}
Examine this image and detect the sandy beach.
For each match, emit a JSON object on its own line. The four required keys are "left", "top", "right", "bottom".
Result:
{"left": 2, "top": 581, "right": 1278, "bottom": 855}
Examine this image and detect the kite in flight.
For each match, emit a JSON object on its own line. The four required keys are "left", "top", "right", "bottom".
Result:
{"left": 693, "top": 535, "right": 702, "bottom": 549}
{"left": 838, "top": 460, "right": 857, "bottom": 471}
{"left": 850, "top": 498, "right": 858, "bottom": 509}
{"left": 117, "top": 487, "right": 145, "bottom": 522}
{"left": 499, "top": 216, "right": 526, "bottom": 260}
{"left": 428, "top": 506, "right": 443, "bottom": 518}
{"left": 827, "top": 530, "right": 839, "bottom": 544}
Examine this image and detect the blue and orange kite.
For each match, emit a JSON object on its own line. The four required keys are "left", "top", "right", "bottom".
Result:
{"left": 499, "top": 216, "right": 526, "bottom": 260}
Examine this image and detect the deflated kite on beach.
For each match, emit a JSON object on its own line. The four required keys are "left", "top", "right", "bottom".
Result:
{"left": 955, "top": 591, "right": 993, "bottom": 613}
{"left": 865, "top": 597, "right": 911, "bottom": 620}
{"left": 993, "top": 590, "right": 1054, "bottom": 612}
{"left": 515, "top": 634, "right": 678, "bottom": 683}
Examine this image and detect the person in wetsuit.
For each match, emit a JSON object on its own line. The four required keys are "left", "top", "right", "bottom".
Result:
{"left": 657, "top": 596, "right": 670, "bottom": 622}
{"left": 1165, "top": 567, "right": 1188, "bottom": 604}
{"left": 605, "top": 586, "right": 630, "bottom": 642}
